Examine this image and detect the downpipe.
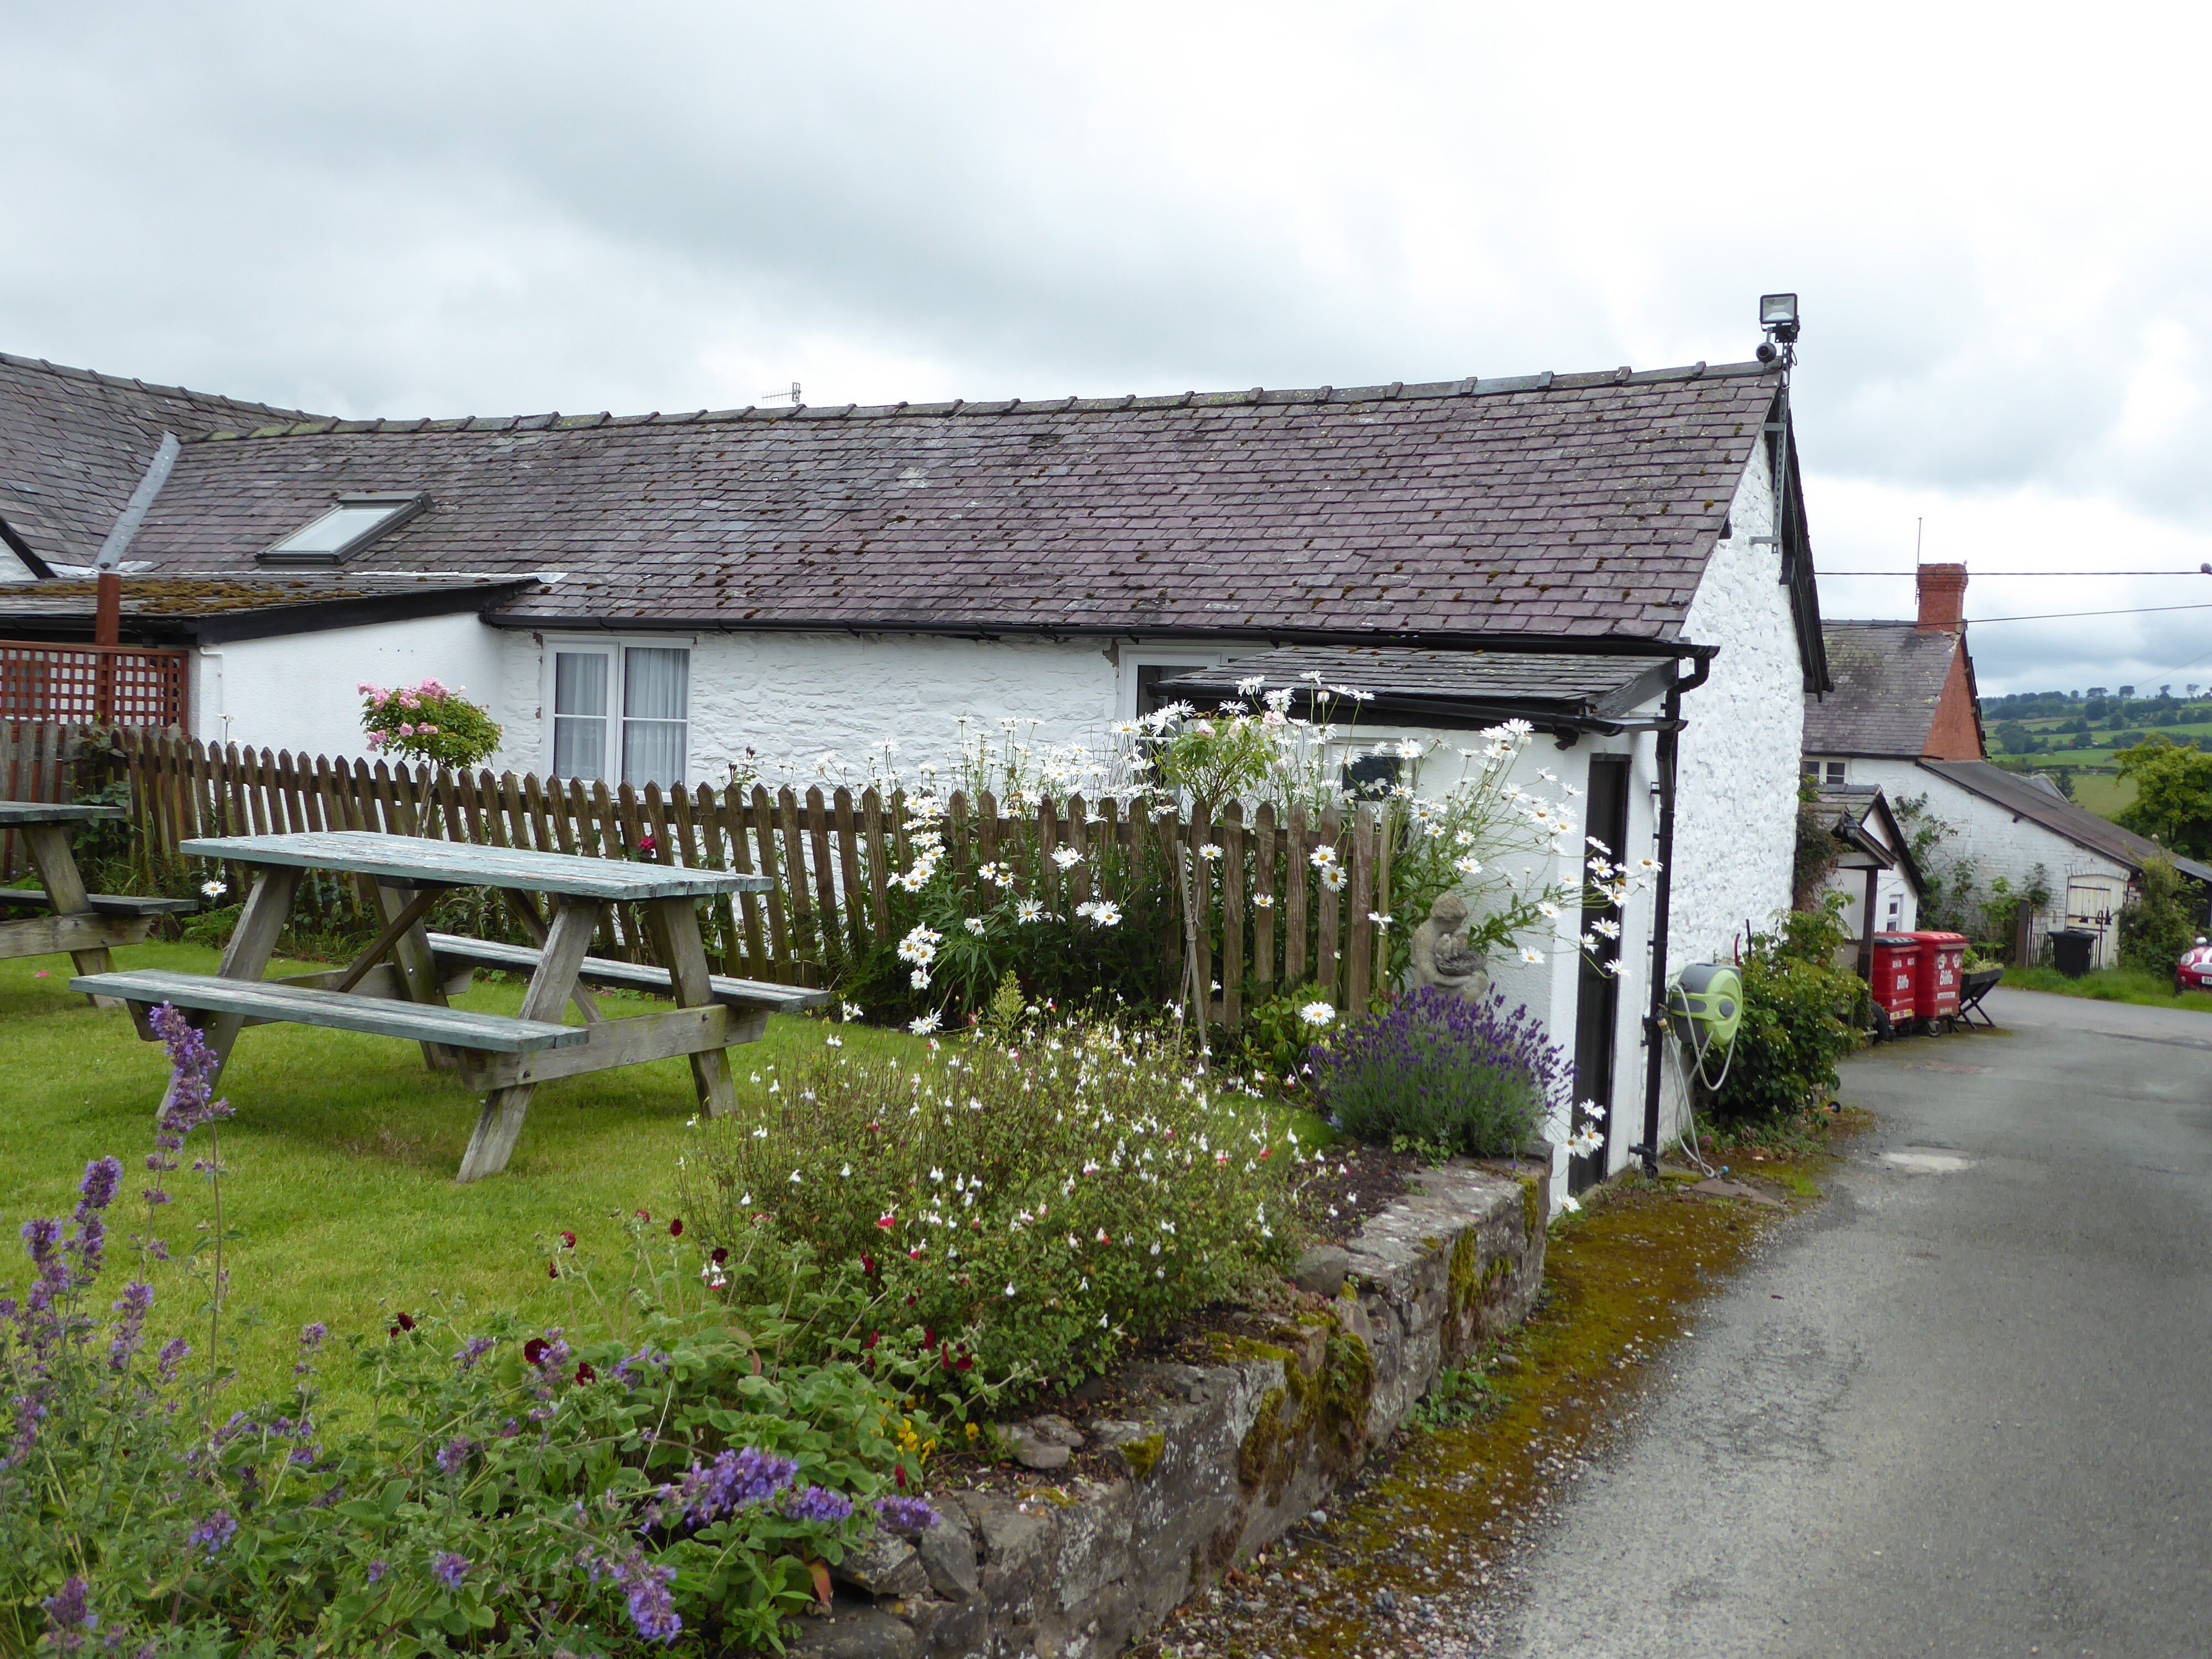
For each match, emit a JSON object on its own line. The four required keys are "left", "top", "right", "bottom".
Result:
{"left": 1631, "top": 651, "right": 1714, "bottom": 1177}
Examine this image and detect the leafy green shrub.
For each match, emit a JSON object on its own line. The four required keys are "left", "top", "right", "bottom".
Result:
{"left": 682, "top": 1022, "right": 1300, "bottom": 1400}
{"left": 1700, "top": 906, "right": 1865, "bottom": 1122}
{"left": 360, "top": 679, "right": 503, "bottom": 769}
{"left": 1307, "top": 988, "right": 1565, "bottom": 1159}
{"left": 1, "top": 1012, "right": 932, "bottom": 1655}
{"left": 2119, "top": 854, "right": 2203, "bottom": 970}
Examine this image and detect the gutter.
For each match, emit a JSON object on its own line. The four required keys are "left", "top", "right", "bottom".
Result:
{"left": 1631, "top": 649, "right": 1716, "bottom": 1178}
{"left": 479, "top": 609, "right": 1725, "bottom": 664}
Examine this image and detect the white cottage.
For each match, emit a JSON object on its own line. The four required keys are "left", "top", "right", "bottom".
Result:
{"left": 1804, "top": 566, "right": 2211, "bottom": 964}
{"left": 0, "top": 341, "right": 1830, "bottom": 1197}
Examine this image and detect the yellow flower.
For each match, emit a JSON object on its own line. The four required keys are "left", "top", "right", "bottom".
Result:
{"left": 966, "top": 1421, "right": 980, "bottom": 1441}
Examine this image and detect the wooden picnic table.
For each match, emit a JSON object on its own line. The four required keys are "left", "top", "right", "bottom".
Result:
{"left": 1, "top": 801, "right": 194, "bottom": 1001}
{"left": 72, "top": 830, "right": 822, "bottom": 1182}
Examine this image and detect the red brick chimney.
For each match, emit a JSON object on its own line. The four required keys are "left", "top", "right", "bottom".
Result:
{"left": 1916, "top": 562, "right": 1967, "bottom": 632}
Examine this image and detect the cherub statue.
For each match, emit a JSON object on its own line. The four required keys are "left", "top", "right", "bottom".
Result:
{"left": 1406, "top": 891, "right": 1490, "bottom": 1002}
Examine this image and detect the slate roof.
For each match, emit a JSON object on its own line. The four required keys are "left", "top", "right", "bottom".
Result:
{"left": 1921, "top": 760, "right": 2212, "bottom": 885}
{"left": 1813, "top": 783, "right": 1924, "bottom": 890}
{"left": 1802, "top": 622, "right": 1961, "bottom": 756}
{"left": 0, "top": 353, "right": 317, "bottom": 572}
{"left": 0, "top": 573, "right": 538, "bottom": 645}
{"left": 99, "top": 359, "right": 1786, "bottom": 644}
{"left": 1159, "top": 646, "right": 1672, "bottom": 728}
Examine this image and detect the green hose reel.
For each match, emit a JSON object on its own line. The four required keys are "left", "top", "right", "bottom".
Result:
{"left": 1667, "top": 963, "right": 1744, "bottom": 1050}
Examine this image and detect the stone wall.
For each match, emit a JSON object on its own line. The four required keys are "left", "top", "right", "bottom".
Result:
{"left": 790, "top": 1160, "right": 1550, "bottom": 1659}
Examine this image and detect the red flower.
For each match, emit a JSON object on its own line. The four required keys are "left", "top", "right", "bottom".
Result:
{"left": 561, "top": 1230, "right": 577, "bottom": 1249}
{"left": 637, "top": 834, "right": 657, "bottom": 856}
{"left": 865, "top": 1331, "right": 880, "bottom": 1349}
{"left": 669, "top": 1219, "right": 684, "bottom": 1238}
{"left": 635, "top": 1209, "right": 651, "bottom": 1222}
{"left": 523, "top": 1337, "right": 549, "bottom": 1366}
{"left": 575, "top": 1361, "right": 597, "bottom": 1385}
{"left": 388, "top": 1312, "right": 415, "bottom": 1335}
{"left": 922, "top": 1329, "right": 936, "bottom": 1350}
{"left": 895, "top": 1465, "right": 907, "bottom": 1489}
{"left": 876, "top": 1214, "right": 897, "bottom": 1230}
{"left": 711, "top": 1247, "right": 729, "bottom": 1265}
{"left": 548, "top": 1261, "right": 560, "bottom": 1279}
{"left": 956, "top": 1354, "right": 974, "bottom": 1372}
{"left": 860, "top": 1254, "right": 877, "bottom": 1277}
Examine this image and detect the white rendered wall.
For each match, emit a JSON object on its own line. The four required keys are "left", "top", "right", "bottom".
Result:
{"left": 1668, "top": 449, "right": 1804, "bottom": 974}
{"left": 1849, "top": 759, "right": 2132, "bottom": 966}
{"left": 191, "top": 613, "right": 507, "bottom": 761}
{"left": 495, "top": 629, "right": 1246, "bottom": 784}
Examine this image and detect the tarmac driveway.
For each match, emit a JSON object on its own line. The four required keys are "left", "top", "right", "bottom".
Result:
{"left": 1490, "top": 988, "right": 2212, "bottom": 1657}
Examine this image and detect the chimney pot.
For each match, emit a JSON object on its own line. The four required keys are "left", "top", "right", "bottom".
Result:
{"left": 1917, "top": 563, "right": 1967, "bottom": 632}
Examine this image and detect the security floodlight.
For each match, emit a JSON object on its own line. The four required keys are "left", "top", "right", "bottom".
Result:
{"left": 1760, "top": 293, "right": 1798, "bottom": 327}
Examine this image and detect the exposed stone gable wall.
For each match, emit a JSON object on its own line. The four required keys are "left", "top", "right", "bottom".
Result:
{"left": 1922, "top": 642, "right": 1985, "bottom": 760}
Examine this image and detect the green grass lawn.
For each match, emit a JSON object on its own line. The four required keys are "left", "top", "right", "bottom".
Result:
{"left": 1, "top": 940, "right": 927, "bottom": 1413}
{"left": 2002, "top": 963, "right": 2212, "bottom": 1014}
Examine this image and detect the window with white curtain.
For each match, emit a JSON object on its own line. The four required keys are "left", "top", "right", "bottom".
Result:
{"left": 621, "top": 647, "right": 689, "bottom": 787}
{"left": 546, "top": 643, "right": 690, "bottom": 787}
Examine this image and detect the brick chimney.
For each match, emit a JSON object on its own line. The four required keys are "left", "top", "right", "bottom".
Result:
{"left": 1917, "top": 562, "right": 1967, "bottom": 632}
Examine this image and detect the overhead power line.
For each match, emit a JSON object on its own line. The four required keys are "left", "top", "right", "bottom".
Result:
{"left": 1827, "top": 568, "right": 2212, "bottom": 577}
{"left": 1969, "top": 601, "right": 2212, "bottom": 623}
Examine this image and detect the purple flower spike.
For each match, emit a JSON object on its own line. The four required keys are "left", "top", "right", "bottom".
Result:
{"left": 784, "top": 1484, "right": 855, "bottom": 1524}
{"left": 76, "top": 1156, "right": 123, "bottom": 1213}
{"left": 156, "top": 1337, "right": 190, "bottom": 1381}
{"left": 435, "top": 1437, "right": 474, "bottom": 1474}
{"left": 432, "top": 1551, "right": 469, "bottom": 1591}
{"left": 187, "top": 1509, "right": 238, "bottom": 1556}
{"left": 41, "top": 1577, "right": 94, "bottom": 1645}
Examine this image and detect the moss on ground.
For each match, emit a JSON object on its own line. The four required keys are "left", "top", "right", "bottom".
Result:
{"left": 1136, "top": 1134, "right": 1849, "bottom": 1659}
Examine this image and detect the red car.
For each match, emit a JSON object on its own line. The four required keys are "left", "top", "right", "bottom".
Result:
{"left": 2180, "top": 938, "right": 2212, "bottom": 994}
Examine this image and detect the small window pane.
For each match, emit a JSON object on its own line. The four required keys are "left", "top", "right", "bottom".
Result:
{"left": 553, "top": 651, "right": 609, "bottom": 780}
{"left": 622, "top": 648, "right": 688, "bottom": 787}
{"left": 1824, "top": 761, "right": 1847, "bottom": 784}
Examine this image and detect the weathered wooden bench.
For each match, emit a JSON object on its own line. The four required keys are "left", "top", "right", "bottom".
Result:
{"left": 70, "top": 967, "right": 586, "bottom": 1053}
{"left": 1, "top": 802, "right": 195, "bottom": 1000}
{"left": 80, "top": 830, "right": 779, "bottom": 1182}
{"left": 424, "top": 932, "right": 827, "bottom": 1016}
{"left": 0, "top": 889, "right": 198, "bottom": 917}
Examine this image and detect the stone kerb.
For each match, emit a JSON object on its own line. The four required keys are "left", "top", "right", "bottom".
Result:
{"left": 791, "top": 1156, "right": 1551, "bottom": 1659}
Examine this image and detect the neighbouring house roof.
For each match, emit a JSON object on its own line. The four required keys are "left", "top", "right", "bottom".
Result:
{"left": 1158, "top": 646, "right": 1674, "bottom": 734}
{"left": 0, "top": 573, "right": 540, "bottom": 645}
{"left": 1804, "top": 621, "right": 1984, "bottom": 758}
{"left": 1919, "top": 759, "right": 2212, "bottom": 885}
{"left": 75, "top": 357, "right": 1806, "bottom": 652}
{"left": 0, "top": 353, "right": 319, "bottom": 573}
{"left": 1814, "top": 783, "right": 1923, "bottom": 892}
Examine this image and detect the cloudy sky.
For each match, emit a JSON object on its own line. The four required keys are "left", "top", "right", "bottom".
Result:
{"left": 7, "top": 2, "right": 2211, "bottom": 697}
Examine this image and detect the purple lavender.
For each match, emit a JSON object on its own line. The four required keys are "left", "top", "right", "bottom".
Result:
{"left": 187, "top": 1509, "right": 238, "bottom": 1556}
{"left": 431, "top": 1552, "right": 470, "bottom": 1591}
{"left": 435, "top": 1437, "right": 474, "bottom": 1475}
{"left": 659, "top": 1447, "right": 798, "bottom": 1529}
{"left": 874, "top": 1495, "right": 941, "bottom": 1533}
{"left": 107, "top": 1282, "right": 154, "bottom": 1371}
{"left": 156, "top": 1337, "right": 190, "bottom": 1381}
{"left": 294, "top": 1321, "right": 327, "bottom": 1376}
{"left": 40, "top": 1577, "right": 94, "bottom": 1651}
{"left": 784, "top": 1484, "right": 855, "bottom": 1524}
{"left": 366, "top": 1559, "right": 387, "bottom": 1585}
{"left": 456, "top": 1335, "right": 494, "bottom": 1371}
{"left": 581, "top": 1548, "right": 682, "bottom": 1643}
{"left": 612, "top": 1345, "right": 670, "bottom": 1387}
{"left": 1310, "top": 987, "right": 1566, "bottom": 1156}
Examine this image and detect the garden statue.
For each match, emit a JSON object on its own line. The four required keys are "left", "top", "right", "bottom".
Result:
{"left": 1407, "top": 891, "right": 1490, "bottom": 1002}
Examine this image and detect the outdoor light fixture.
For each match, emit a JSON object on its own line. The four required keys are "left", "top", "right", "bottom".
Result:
{"left": 1756, "top": 292, "right": 1801, "bottom": 366}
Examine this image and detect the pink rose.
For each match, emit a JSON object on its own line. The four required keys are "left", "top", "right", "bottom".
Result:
{"left": 398, "top": 723, "right": 416, "bottom": 737}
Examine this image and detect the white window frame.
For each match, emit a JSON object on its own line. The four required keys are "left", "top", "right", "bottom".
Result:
{"left": 540, "top": 635, "right": 695, "bottom": 788}
{"left": 1119, "top": 647, "right": 1237, "bottom": 721}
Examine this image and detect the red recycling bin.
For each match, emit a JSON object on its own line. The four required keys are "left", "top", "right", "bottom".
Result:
{"left": 1868, "top": 933, "right": 1921, "bottom": 1026}
{"left": 1912, "top": 931, "right": 1969, "bottom": 1022}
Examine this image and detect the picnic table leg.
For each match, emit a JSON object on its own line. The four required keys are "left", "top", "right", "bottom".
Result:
{"left": 457, "top": 898, "right": 603, "bottom": 1183}
{"left": 22, "top": 822, "right": 119, "bottom": 1006}
{"left": 644, "top": 895, "right": 739, "bottom": 1118}
{"left": 159, "top": 865, "right": 304, "bottom": 1110}
{"left": 374, "top": 880, "right": 457, "bottom": 1070}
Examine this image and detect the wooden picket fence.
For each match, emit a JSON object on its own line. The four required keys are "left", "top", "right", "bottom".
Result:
{"left": 24, "top": 727, "right": 1392, "bottom": 1030}
{"left": 0, "top": 721, "right": 89, "bottom": 883}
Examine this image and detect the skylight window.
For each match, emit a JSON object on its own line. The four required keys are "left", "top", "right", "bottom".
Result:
{"left": 259, "top": 493, "right": 426, "bottom": 565}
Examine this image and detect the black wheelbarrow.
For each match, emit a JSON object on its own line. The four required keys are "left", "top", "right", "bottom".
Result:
{"left": 1956, "top": 965, "right": 2004, "bottom": 1029}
